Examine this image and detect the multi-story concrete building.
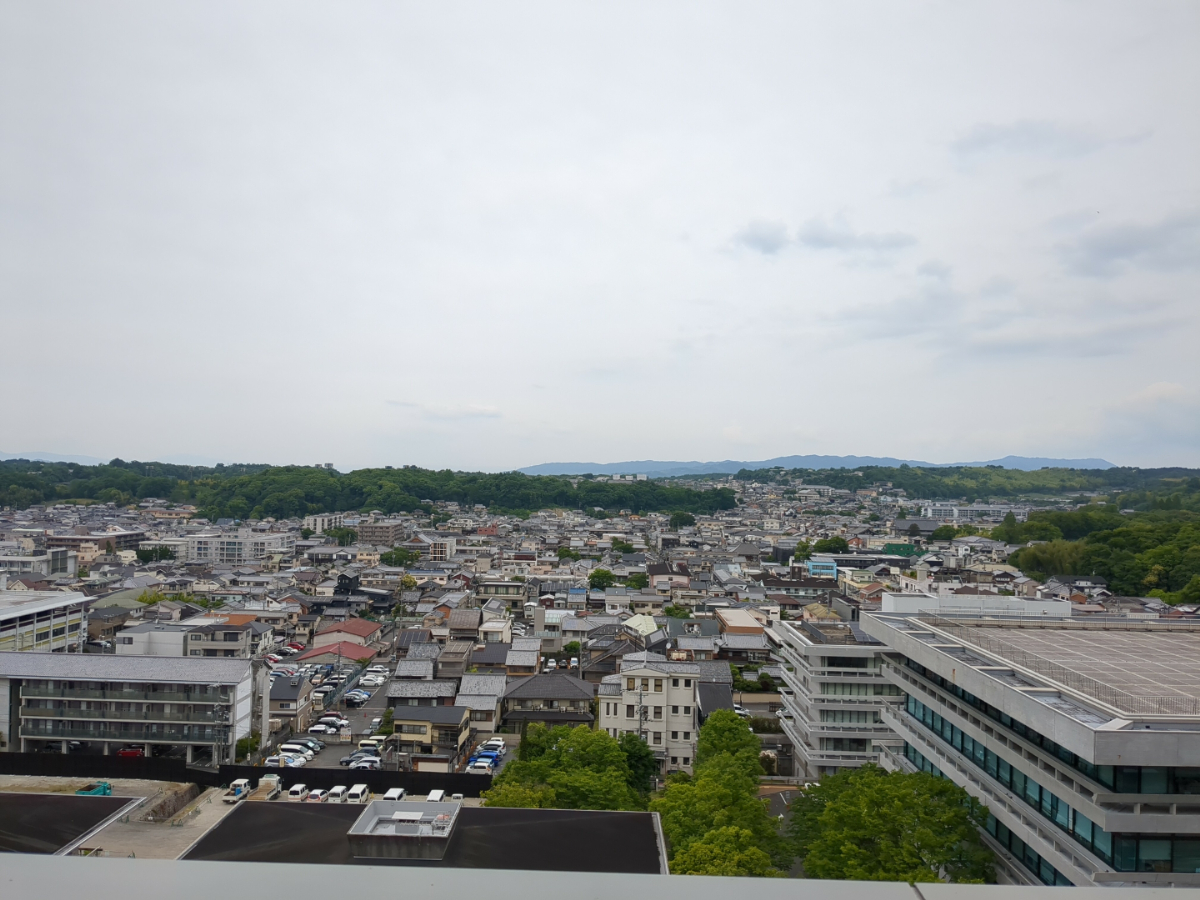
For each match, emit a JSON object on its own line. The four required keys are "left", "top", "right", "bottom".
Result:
{"left": 0, "top": 546, "right": 77, "bottom": 577}
{"left": 773, "top": 617, "right": 904, "bottom": 779}
{"left": 302, "top": 513, "right": 343, "bottom": 535}
{"left": 0, "top": 651, "right": 265, "bottom": 763}
{"left": 46, "top": 529, "right": 146, "bottom": 553}
{"left": 186, "top": 530, "right": 296, "bottom": 564}
{"left": 598, "top": 661, "right": 701, "bottom": 775}
{"left": 0, "top": 591, "right": 89, "bottom": 652}
{"left": 864, "top": 611, "right": 1200, "bottom": 888}
{"left": 116, "top": 621, "right": 254, "bottom": 658}
{"left": 356, "top": 519, "right": 407, "bottom": 546}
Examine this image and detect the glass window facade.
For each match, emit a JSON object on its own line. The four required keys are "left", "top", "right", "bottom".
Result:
{"left": 904, "top": 742, "right": 1069, "bottom": 886}
{"left": 906, "top": 695, "right": 1200, "bottom": 875}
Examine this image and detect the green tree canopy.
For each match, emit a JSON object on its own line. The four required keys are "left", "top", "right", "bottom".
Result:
{"left": 380, "top": 547, "right": 422, "bottom": 567}
{"left": 670, "top": 826, "right": 783, "bottom": 877}
{"left": 794, "top": 540, "right": 812, "bottom": 560}
{"left": 650, "top": 708, "right": 790, "bottom": 875}
{"left": 618, "top": 731, "right": 659, "bottom": 795}
{"left": 695, "top": 709, "right": 761, "bottom": 771}
{"left": 589, "top": 568, "right": 617, "bottom": 590}
{"left": 611, "top": 538, "right": 635, "bottom": 554}
{"left": 484, "top": 724, "right": 644, "bottom": 811}
{"left": 790, "top": 765, "right": 993, "bottom": 883}
{"left": 670, "top": 511, "right": 697, "bottom": 529}
{"left": 812, "top": 536, "right": 849, "bottom": 553}
{"left": 624, "top": 572, "right": 649, "bottom": 590}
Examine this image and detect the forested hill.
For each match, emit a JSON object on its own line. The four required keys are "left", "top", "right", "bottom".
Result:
{"left": 0, "top": 459, "right": 737, "bottom": 519}
{"left": 733, "top": 464, "right": 1200, "bottom": 504}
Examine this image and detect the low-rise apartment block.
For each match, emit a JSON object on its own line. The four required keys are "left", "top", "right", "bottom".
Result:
{"left": 0, "top": 651, "right": 263, "bottom": 764}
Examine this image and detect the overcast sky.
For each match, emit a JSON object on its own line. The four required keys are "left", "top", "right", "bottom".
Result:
{"left": 2, "top": 2, "right": 1197, "bottom": 471}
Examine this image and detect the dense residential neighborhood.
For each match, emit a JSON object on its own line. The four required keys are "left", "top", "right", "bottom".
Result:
{"left": 1, "top": 461, "right": 1200, "bottom": 886}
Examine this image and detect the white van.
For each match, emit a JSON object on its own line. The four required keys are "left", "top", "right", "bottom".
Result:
{"left": 347, "top": 784, "right": 370, "bottom": 804}
{"left": 382, "top": 787, "right": 406, "bottom": 801}
{"left": 327, "top": 785, "right": 348, "bottom": 803}
{"left": 426, "top": 789, "right": 445, "bottom": 802}
{"left": 287, "top": 784, "right": 309, "bottom": 802}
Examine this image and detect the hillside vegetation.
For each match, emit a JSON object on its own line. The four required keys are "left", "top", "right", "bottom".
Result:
{"left": 0, "top": 458, "right": 737, "bottom": 519}
{"left": 734, "top": 464, "right": 1200, "bottom": 504}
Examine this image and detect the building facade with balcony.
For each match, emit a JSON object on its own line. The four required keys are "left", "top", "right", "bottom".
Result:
{"left": 0, "top": 651, "right": 265, "bottom": 764}
{"left": 0, "top": 591, "right": 89, "bottom": 653}
{"left": 772, "top": 618, "right": 903, "bottom": 780}
{"left": 186, "top": 531, "right": 296, "bottom": 564}
{"left": 863, "top": 611, "right": 1200, "bottom": 888}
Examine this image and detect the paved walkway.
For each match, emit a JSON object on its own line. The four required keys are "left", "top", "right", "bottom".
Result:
{"left": 85, "top": 787, "right": 236, "bottom": 859}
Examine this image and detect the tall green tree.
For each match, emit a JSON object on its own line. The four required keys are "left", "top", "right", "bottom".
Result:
{"left": 670, "top": 826, "right": 784, "bottom": 877}
{"left": 812, "top": 536, "right": 849, "bottom": 554}
{"left": 790, "top": 765, "right": 993, "bottom": 883}
{"left": 619, "top": 732, "right": 659, "bottom": 795}
{"left": 670, "top": 511, "right": 697, "bottom": 529}
{"left": 589, "top": 568, "right": 617, "bottom": 590}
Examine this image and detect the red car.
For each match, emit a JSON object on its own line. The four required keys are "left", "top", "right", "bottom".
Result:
{"left": 287, "top": 642, "right": 305, "bottom": 651}
{"left": 116, "top": 747, "right": 145, "bottom": 758}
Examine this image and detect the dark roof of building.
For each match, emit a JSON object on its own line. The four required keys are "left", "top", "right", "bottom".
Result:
{"left": 181, "top": 802, "right": 665, "bottom": 873}
{"left": 391, "top": 706, "right": 469, "bottom": 724}
{"left": 697, "top": 681, "right": 734, "bottom": 717}
{"left": 470, "top": 642, "right": 511, "bottom": 665}
{"left": 503, "top": 673, "right": 595, "bottom": 701}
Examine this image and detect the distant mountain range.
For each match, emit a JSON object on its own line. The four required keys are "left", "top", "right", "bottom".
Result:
{"left": 518, "top": 455, "right": 1117, "bottom": 477}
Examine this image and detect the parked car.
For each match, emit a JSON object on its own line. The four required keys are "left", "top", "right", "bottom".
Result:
{"left": 733, "top": 704, "right": 751, "bottom": 718}
{"left": 569, "top": 657, "right": 579, "bottom": 669}
{"left": 466, "top": 760, "right": 493, "bottom": 774}
{"left": 340, "top": 752, "right": 380, "bottom": 767}
{"left": 115, "top": 747, "right": 144, "bottom": 758}
{"left": 264, "top": 754, "right": 306, "bottom": 768}
{"left": 350, "top": 758, "right": 381, "bottom": 770}
{"left": 382, "top": 787, "right": 407, "bottom": 801}
{"left": 306, "top": 788, "right": 329, "bottom": 802}
{"left": 370, "top": 717, "right": 383, "bottom": 731}
{"left": 309, "top": 723, "right": 335, "bottom": 734}
{"left": 287, "top": 737, "right": 325, "bottom": 752}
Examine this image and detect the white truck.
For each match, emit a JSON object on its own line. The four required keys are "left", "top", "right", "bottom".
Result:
{"left": 249, "top": 774, "right": 283, "bottom": 801}
{"left": 222, "top": 779, "right": 253, "bottom": 803}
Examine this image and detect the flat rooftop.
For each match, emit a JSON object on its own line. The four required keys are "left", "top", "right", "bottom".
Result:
{"left": 183, "top": 801, "right": 665, "bottom": 873}
{"left": 878, "top": 615, "right": 1200, "bottom": 719}
{"left": 965, "top": 626, "right": 1200, "bottom": 703}
{"left": 0, "top": 792, "right": 134, "bottom": 854}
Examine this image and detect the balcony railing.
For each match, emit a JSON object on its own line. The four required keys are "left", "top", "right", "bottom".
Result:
{"left": 20, "top": 721, "right": 228, "bottom": 743}
{"left": 21, "top": 686, "right": 230, "bottom": 705}
{"left": 21, "top": 706, "right": 225, "bottom": 724}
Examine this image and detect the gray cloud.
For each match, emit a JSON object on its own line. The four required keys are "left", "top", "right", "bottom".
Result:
{"left": 733, "top": 219, "right": 789, "bottom": 255}
{"left": 0, "top": 3, "right": 1196, "bottom": 468}
{"left": 386, "top": 401, "right": 502, "bottom": 421}
{"left": 951, "top": 120, "right": 1141, "bottom": 159}
{"left": 794, "top": 218, "right": 916, "bottom": 254}
{"left": 1060, "top": 212, "right": 1200, "bottom": 278}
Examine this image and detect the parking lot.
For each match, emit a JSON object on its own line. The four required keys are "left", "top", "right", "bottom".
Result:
{"left": 266, "top": 657, "right": 512, "bottom": 776}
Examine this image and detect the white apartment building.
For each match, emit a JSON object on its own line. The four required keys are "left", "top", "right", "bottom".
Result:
{"left": 303, "top": 513, "right": 344, "bottom": 534}
{"left": 0, "top": 546, "right": 77, "bottom": 578}
{"left": 598, "top": 662, "right": 700, "bottom": 774}
{"left": 773, "top": 617, "right": 904, "bottom": 780}
{"left": 186, "top": 530, "right": 296, "bottom": 564}
{"left": 0, "top": 591, "right": 89, "bottom": 653}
